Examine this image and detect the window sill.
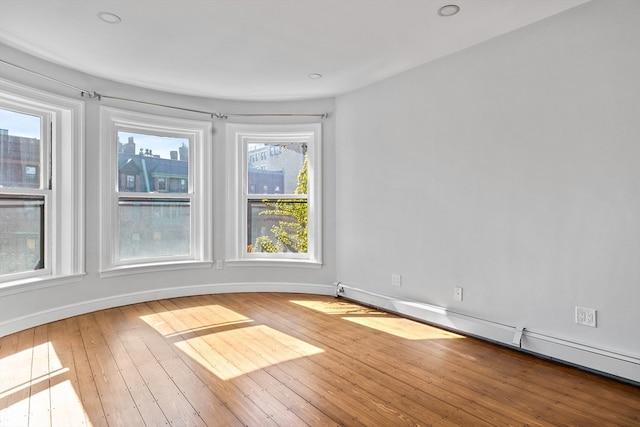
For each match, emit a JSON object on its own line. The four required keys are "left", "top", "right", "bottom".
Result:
{"left": 100, "top": 260, "right": 213, "bottom": 278}
{"left": 0, "top": 273, "right": 86, "bottom": 296}
{"left": 225, "top": 259, "right": 323, "bottom": 269}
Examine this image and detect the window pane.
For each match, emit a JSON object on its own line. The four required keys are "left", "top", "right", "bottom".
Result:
{"left": 247, "top": 199, "right": 307, "bottom": 253}
{"left": 0, "top": 109, "right": 42, "bottom": 189}
{"left": 117, "top": 132, "right": 189, "bottom": 193}
{"left": 118, "top": 199, "right": 190, "bottom": 259}
{"left": 247, "top": 142, "right": 306, "bottom": 195}
{"left": 0, "top": 196, "right": 44, "bottom": 275}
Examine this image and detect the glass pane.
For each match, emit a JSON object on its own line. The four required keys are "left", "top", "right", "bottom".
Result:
{"left": 247, "top": 142, "right": 307, "bottom": 195}
{"left": 117, "top": 131, "right": 189, "bottom": 193}
{"left": 0, "top": 109, "right": 42, "bottom": 189}
{"left": 247, "top": 199, "right": 307, "bottom": 253}
{"left": 0, "top": 196, "right": 45, "bottom": 275}
{"left": 118, "top": 199, "right": 190, "bottom": 260}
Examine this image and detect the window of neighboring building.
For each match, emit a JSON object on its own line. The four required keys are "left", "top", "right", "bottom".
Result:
{"left": 100, "top": 107, "right": 212, "bottom": 275}
{"left": 226, "top": 123, "right": 322, "bottom": 266}
{"left": 126, "top": 174, "right": 135, "bottom": 190}
{"left": 0, "top": 79, "right": 84, "bottom": 285}
{"left": 157, "top": 177, "right": 167, "bottom": 192}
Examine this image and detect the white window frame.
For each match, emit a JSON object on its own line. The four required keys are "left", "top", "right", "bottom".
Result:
{"left": 226, "top": 123, "right": 322, "bottom": 267}
{"left": 0, "top": 78, "right": 85, "bottom": 287}
{"left": 99, "top": 107, "right": 212, "bottom": 277}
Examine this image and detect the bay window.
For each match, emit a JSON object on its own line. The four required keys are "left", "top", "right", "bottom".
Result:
{"left": 0, "top": 79, "right": 84, "bottom": 285}
{"left": 100, "top": 107, "right": 211, "bottom": 275}
{"left": 226, "top": 123, "right": 322, "bottom": 266}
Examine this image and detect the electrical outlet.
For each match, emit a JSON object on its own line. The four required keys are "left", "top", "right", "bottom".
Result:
{"left": 575, "top": 306, "right": 596, "bottom": 327}
{"left": 453, "top": 286, "right": 463, "bottom": 301}
{"left": 215, "top": 260, "right": 224, "bottom": 270}
{"left": 391, "top": 273, "right": 402, "bottom": 287}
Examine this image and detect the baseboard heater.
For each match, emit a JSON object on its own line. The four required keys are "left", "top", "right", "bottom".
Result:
{"left": 334, "top": 282, "right": 640, "bottom": 385}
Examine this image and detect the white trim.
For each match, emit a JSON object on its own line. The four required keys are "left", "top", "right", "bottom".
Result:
{"left": 225, "top": 259, "right": 323, "bottom": 268}
{"left": 336, "top": 283, "right": 640, "bottom": 383}
{"left": 226, "top": 122, "right": 322, "bottom": 264}
{"left": 0, "top": 282, "right": 335, "bottom": 338}
{"left": 0, "top": 78, "right": 85, "bottom": 283}
{"left": 0, "top": 273, "right": 85, "bottom": 296}
{"left": 523, "top": 332, "right": 640, "bottom": 382}
{"left": 337, "top": 284, "right": 515, "bottom": 343}
{"left": 99, "top": 107, "right": 212, "bottom": 271}
{"left": 99, "top": 260, "right": 213, "bottom": 278}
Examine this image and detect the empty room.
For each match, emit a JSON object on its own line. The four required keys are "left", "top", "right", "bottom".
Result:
{"left": 0, "top": 0, "right": 638, "bottom": 425}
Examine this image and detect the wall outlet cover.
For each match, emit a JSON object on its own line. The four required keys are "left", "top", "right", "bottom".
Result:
{"left": 575, "top": 306, "right": 596, "bottom": 327}
{"left": 453, "top": 286, "right": 463, "bottom": 301}
{"left": 391, "top": 274, "right": 402, "bottom": 287}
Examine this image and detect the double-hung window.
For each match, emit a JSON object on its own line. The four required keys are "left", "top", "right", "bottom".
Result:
{"left": 100, "top": 108, "right": 212, "bottom": 275}
{"left": 0, "top": 107, "right": 50, "bottom": 278}
{"left": 0, "top": 79, "right": 84, "bottom": 285}
{"left": 227, "top": 123, "right": 322, "bottom": 266}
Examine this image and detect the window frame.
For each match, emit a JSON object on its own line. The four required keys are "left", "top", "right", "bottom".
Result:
{"left": 0, "top": 78, "right": 85, "bottom": 287}
{"left": 226, "top": 123, "right": 322, "bottom": 267}
{"left": 0, "top": 106, "right": 51, "bottom": 280}
{"left": 99, "top": 107, "right": 212, "bottom": 276}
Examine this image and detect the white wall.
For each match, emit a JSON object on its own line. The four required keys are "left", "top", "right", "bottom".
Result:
{"left": 1, "top": 0, "right": 638, "bottom": 383}
{"left": 335, "top": 0, "right": 639, "bottom": 380}
{"left": 0, "top": 43, "right": 337, "bottom": 333}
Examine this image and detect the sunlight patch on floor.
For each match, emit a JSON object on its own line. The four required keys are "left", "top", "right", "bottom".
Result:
{"left": 176, "top": 324, "right": 324, "bottom": 380}
{"left": 0, "top": 366, "right": 69, "bottom": 401}
{"left": 48, "top": 379, "right": 89, "bottom": 426}
{"left": 0, "top": 342, "right": 89, "bottom": 426}
{"left": 342, "top": 316, "right": 465, "bottom": 340}
{"left": 1, "top": 344, "right": 43, "bottom": 397}
{"left": 140, "top": 304, "right": 253, "bottom": 336}
{"left": 290, "top": 299, "right": 386, "bottom": 315}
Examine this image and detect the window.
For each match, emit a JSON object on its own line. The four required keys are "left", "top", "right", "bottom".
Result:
{"left": 126, "top": 174, "right": 135, "bottom": 190}
{"left": 226, "top": 123, "right": 321, "bottom": 266}
{"left": 100, "top": 108, "right": 212, "bottom": 275}
{"left": 157, "top": 177, "right": 166, "bottom": 192}
{"left": 0, "top": 107, "right": 46, "bottom": 277}
{"left": 24, "top": 166, "right": 38, "bottom": 184}
{"left": 0, "top": 78, "right": 84, "bottom": 284}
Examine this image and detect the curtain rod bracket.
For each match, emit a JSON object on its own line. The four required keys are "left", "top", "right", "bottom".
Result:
{"left": 81, "top": 91, "right": 101, "bottom": 100}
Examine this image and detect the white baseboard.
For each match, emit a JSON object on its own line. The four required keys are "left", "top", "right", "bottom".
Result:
{"left": 336, "top": 282, "right": 640, "bottom": 384}
{"left": 522, "top": 331, "right": 640, "bottom": 382}
{"left": 0, "top": 282, "right": 334, "bottom": 338}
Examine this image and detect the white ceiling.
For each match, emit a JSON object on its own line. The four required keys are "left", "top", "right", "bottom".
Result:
{"left": 0, "top": 0, "right": 589, "bottom": 101}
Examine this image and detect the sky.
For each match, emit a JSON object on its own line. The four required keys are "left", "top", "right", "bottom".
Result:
{"left": 0, "top": 109, "right": 189, "bottom": 160}
{"left": 118, "top": 131, "right": 189, "bottom": 160}
{"left": 0, "top": 108, "right": 41, "bottom": 138}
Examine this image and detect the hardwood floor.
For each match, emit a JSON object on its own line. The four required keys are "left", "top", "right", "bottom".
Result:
{"left": 1, "top": 293, "right": 638, "bottom": 426}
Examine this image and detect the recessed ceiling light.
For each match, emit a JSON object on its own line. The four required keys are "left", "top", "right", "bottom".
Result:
{"left": 438, "top": 5, "right": 460, "bottom": 17}
{"left": 308, "top": 73, "right": 323, "bottom": 80}
{"left": 98, "top": 12, "right": 122, "bottom": 24}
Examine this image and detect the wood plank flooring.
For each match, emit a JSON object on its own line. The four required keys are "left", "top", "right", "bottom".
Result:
{"left": 1, "top": 292, "right": 638, "bottom": 426}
